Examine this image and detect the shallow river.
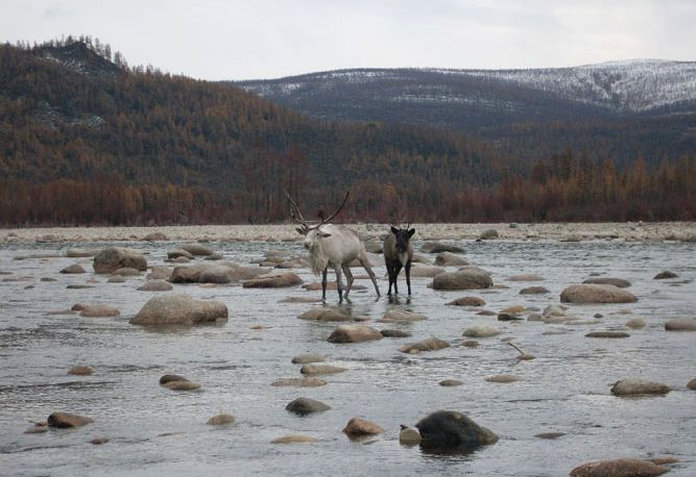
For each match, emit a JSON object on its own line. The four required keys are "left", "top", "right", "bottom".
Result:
{"left": 1, "top": 237, "right": 694, "bottom": 476}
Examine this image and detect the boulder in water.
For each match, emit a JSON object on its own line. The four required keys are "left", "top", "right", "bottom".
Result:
{"left": 137, "top": 279, "right": 173, "bottom": 292}
{"left": 560, "top": 284, "right": 637, "bottom": 304}
{"left": 93, "top": 247, "right": 147, "bottom": 274}
{"left": 415, "top": 410, "right": 498, "bottom": 452}
{"left": 434, "top": 252, "right": 468, "bottom": 267}
{"left": 206, "top": 414, "right": 235, "bottom": 425}
{"left": 582, "top": 277, "right": 631, "bottom": 288}
{"left": 570, "top": 458, "right": 668, "bottom": 477}
{"left": 399, "top": 337, "right": 450, "bottom": 354}
{"left": 242, "top": 272, "right": 303, "bottom": 288}
{"left": 432, "top": 267, "right": 493, "bottom": 290}
{"left": 462, "top": 324, "right": 501, "bottom": 338}
{"left": 327, "top": 324, "right": 383, "bottom": 343}
{"left": 299, "top": 306, "right": 351, "bottom": 322}
{"left": 285, "top": 397, "right": 331, "bottom": 415}
{"left": 130, "top": 294, "right": 228, "bottom": 326}
{"left": 610, "top": 378, "right": 671, "bottom": 396}
{"left": 446, "top": 296, "right": 486, "bottom": 307}
{"left": 60, "top": 264, "right": 86, "bottom": 274}
{"left": 664, "top": 318, "right": 696, "bottom": 331}
{"left": 48, "top": 412, "right": 93, "bottom": 428}
{"left": 179, "top": 244, "right": 214, "bottom": 256}
{"left": 343, "top": 417, "right": 384, "bottom": 438}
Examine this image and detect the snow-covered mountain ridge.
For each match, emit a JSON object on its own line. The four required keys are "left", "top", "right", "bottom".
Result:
{"left": 238, "top": 59, "right": 696, "bottom": 116}
{"left": 455, "top": 59, "right": 696, "bottom": 112}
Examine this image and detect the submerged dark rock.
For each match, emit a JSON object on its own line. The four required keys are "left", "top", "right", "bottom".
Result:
{"left": 285, "top": 397, "right": 331, "bottom": 415}
{"left": 415, "top": 410, "right": 498, "bottom": 453}
{"left": 48, "top": 412, "right": 93, "bottom": 428}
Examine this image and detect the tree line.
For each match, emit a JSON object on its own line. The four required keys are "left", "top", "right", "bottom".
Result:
{"left": 1, "top": 40, "right": 694, "bottom": 226}
{"left": 2, "top": 152, "right": 693, "bottom": 225}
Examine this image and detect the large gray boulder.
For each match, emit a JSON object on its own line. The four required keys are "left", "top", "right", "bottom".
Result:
{"left": 610, "top": 378, "right": 672, "bottom": 396}
{"left": 242, "top": 272, "right": 303, "bottom": 288}
{"left": 431, "top": 267, "right": 493, "bottom": 290}
{"left": 93, "top": 247, "right": 147, "bottom": 274}
{"left": 130, "top": 294, "right": 228, "bottom": 326}
{"left": 327, "top": 324, "right": 383, "bottom": 343}
{"left": 415, "top": 410, "right": 498, "bottom": 452}
{"left": 561, "top": 284, "right": 637, "bottom": 304}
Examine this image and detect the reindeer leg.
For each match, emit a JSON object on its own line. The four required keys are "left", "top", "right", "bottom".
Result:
{"left": 393, "top": 263, "right": 402, "bottom": 295}
{"left": 405, "top": 260, "right": 412, "bottom": 295}
{"left": 334, "top": 264, "right": 345, "bottom": 303}
{"left": 321, "top": 267, "right": 328, "bottom": 301}
{"left": 359, "top": 256, "right": 380, "bottom": 298}
{"left": 342, "top": 264, "right": 354, "bottom": 298}
{"left": 386, "top": 261, "right": 394, "bottom": 295}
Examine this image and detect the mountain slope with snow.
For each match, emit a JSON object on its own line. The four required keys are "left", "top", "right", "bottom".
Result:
{"left": 237, "top": 60, "right": 696, "bottom": 126}
{"left": 235, "top": 60, "right": 696, "bottom": 164}
{"left": 459, "top": 59, "right": 696, "bottom": 112}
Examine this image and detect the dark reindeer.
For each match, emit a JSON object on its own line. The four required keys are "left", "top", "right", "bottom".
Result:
{"left": 286, "top": 191, "right": 380, "bottom": 303}
{"left": 383, "top": 225, "right": 415, "bottom": 295}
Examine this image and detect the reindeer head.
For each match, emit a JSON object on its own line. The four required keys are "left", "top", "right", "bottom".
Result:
{"left": 390, "top": 226, "right": 415, "bottom": 253}
{"left": 302, "top": 226, "right": 332, "bottom": 250}
{"left": 286, "top": 191, "right": 349, "bottom": 247}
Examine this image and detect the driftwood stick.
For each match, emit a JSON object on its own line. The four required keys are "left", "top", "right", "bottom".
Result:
{"left": 507, "top": 342, "right": 526, "bottom": 355}
{"left": 508, "top": 342, "right": 535, "bottom": 360}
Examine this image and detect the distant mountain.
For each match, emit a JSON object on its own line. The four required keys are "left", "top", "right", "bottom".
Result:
{"left": 456, "top": 60, "right": 696, "bottom": 113}
{"left": 236, "top": 60, "right": 696, "bottom": 165}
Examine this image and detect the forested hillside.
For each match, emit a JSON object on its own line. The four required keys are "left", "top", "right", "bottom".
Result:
{"left": 237, "top": 64, "right": 696, "bottom": 169}
{"left": 1, "top": 39, "right": 694, "bottom": 225}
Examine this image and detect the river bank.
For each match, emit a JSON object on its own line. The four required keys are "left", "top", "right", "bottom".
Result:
{"left": 2, "top": 221, "right": 696, "bottom": 244}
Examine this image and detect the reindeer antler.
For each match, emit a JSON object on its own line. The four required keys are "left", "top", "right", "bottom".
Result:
{"left": 284, "top": 189, "right": 307, "bottom": 227}
{"left": 319, "top": 191, "right": 350, "bottom": 225}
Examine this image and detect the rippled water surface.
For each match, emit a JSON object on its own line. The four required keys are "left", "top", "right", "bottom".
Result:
{"left": 1, "top": 237, "right": 695, "bottom": 476}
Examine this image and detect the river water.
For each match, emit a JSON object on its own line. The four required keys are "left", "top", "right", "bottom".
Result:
{"left": 1, "top": 237, "right": 694, "bottom": 476}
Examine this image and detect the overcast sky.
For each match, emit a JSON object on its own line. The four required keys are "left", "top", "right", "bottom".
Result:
{"left": 2, "top": 0, "right": 695, "bottom": 80}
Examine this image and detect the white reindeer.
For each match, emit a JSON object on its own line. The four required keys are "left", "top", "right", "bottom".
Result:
{"left": 287, "top": 191, "right": 381, "bottom": 303}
